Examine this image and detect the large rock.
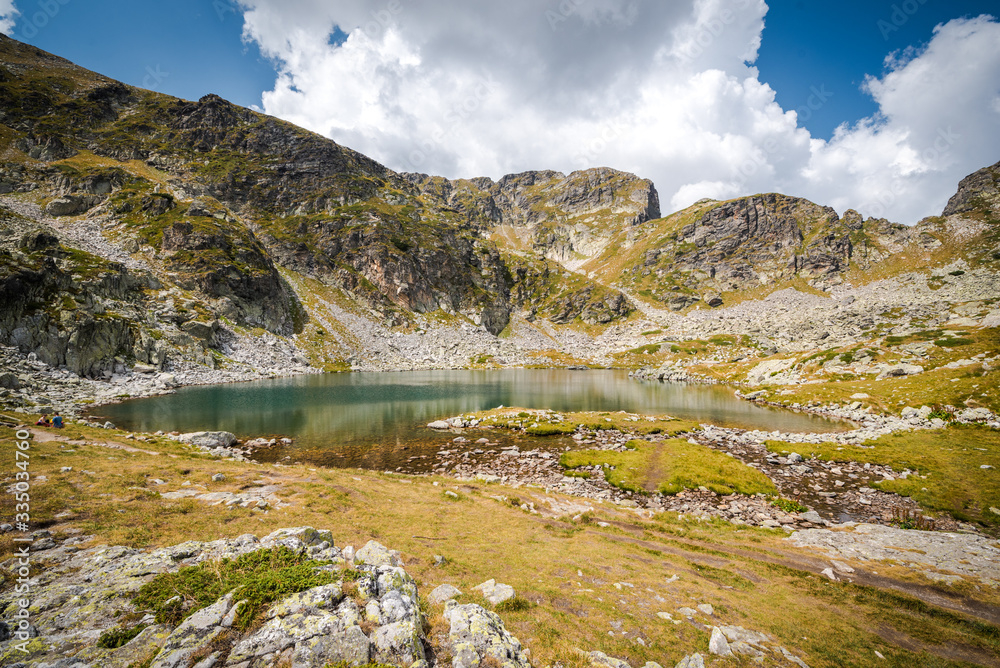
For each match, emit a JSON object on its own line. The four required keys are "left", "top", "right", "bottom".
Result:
{"left": 177, "top": 431, "right": 238, "bottom": 449}
{"left": 225, "top": 587, "right": 374, "bottom": 668}
{"left": 708, "top": 626, "right": 732, "bottom": 656}
{"left": 150, "top": 594, "right": 235, "bottom": 668}
{"left": 443, "top": 601, "right": 530, "bottom": 668}
{"left": 674, "top": 655, "right": 705, "bottom": 668}
{"left": 355, "top": 540, "right": 403, "bottom": 567}
{"left": 588, "top": 651, "right": 632, "bottom": 668}
{"left": 44, "top": 194, "right": 97, "bottom": 216}
{"left": 0, "top": 372, "right": 20, "bottom": 389}
{"left": 875, "top": 363, "right": 923, "bottom": 381}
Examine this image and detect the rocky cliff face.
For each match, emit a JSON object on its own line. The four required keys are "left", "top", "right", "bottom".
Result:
{"left": 942, "top": 160, "right": 1000, "bottom": 217}
{"left": 405, "top": 167, "right": 659, "bottom": 269}
{"left": 0, "top": 35, "right": 644, "bottom": 375}
{"left": 0, "top": 211, "right": 148, "bottom": 377}
{"left": 1, "top": 33, "right": 999, "bottom": 381}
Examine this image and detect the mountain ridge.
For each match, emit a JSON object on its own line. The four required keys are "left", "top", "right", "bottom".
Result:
{"left": 0, "top": 33, "right": 998, "bottom": 389}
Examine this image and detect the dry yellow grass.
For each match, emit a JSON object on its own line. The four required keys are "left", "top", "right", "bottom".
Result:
{"left": 1, "top": 416, "right": 997, "bottom": 668}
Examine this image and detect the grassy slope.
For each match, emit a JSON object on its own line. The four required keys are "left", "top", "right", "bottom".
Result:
{"left": 1, "top": 417, "right": 998, "bottom": 668}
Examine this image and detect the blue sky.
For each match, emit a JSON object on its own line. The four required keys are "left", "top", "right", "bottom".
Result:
{"left": 2, "top": 1, "right": 999, "bottom": 223}
{"left": 756, "top": 0, "right": 999, "bottom": 137}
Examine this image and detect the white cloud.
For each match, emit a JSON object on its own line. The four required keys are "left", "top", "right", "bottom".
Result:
{"left": 0, "top": 0, "right": 19, "bottom": 36}
{"left": 800, "top": 15, "right": 1000, "bottom": 222}
{"left": 236, "top": 1, "right": 1000, "bottom": 224}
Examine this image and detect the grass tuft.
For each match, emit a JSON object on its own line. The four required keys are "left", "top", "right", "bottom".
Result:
{"left": 131, "top": 547, "right": 336, "bottom": 631}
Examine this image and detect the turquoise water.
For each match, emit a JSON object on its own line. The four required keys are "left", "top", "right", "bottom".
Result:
{"left": 89, "top": 369, "right": 847, "bottom": 469}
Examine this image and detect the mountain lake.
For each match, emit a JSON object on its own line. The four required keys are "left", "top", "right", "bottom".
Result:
{"left": 87, "top": 369, "right": 851, "bottom": 471}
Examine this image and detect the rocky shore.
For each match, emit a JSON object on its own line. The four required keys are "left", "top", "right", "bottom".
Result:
{"left": 419, "top": 404, "right": 999, "bottom": 535}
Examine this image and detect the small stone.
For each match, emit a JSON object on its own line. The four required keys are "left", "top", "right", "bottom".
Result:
{"left": 212, "top": 473, "right": 226, "bottom": 482}
{"left": 697, "top": 603, "right": 714, "bottom": 615}
{"left": 428, "top": 584, "right": 463, "bottom": 605}
{"left": 472, "top": 578, "right": 515, "bottom": 605}
{"left": 821, "top": 568, "right": 838, "bottom": 581}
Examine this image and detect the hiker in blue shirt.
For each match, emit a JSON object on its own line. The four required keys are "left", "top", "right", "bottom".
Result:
{"left": 52, "top": 412, "right": 63, "bottom": 428}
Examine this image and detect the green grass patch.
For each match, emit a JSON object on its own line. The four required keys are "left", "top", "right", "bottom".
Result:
{"left": 131, "top": 547, "right": 337, "bottom": 631}
{"left": 561, "top": 439, "right": 777, "bottom": 496}
{"left": 771, "top": 497, "right": 807, "bottom": 513}
{"left": 934, "top": 337, "right": 974, "bottom": 348}
{"left": 885, "top": 330, "right": 945, "bottom": 346}
{"left": 767, "top": 425, "right": 1000, "bottom": 530}
{"left": 97, "top": 623, "right": 148, "bottom": 649}
{"left": 495, "top": 596, "right": 533, "bottom": 612}
{"left": 526, "top": 423, "right": 577, "bottom": 436}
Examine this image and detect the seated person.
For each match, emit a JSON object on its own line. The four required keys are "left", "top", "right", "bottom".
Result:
{"left": 52, "top": 413, "right": 63, "bottom": 428}
{"left": 35, "top": 414, "right": 51, "bottom": 426}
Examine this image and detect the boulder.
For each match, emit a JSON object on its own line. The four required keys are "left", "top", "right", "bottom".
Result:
{"left": 443, "top": 601, "right": 530, "bottom": 668}
{"left": 177, "top": 431, "right": 238, "bottom": 449}
{"left": 875, "top": 363, "right": 923, "bottom": 381}
{"left": 355, "top": 540, "right": 403, "bottom": 567}
{"left": 181, "top": 320, "right": 220, "bottom": 345}
{"left": 44, "top": 194, "right": 91, "bottom": 216}
{"left": 674, "top": 655, "right": 705, "bottom": 668}
{"left": 427, "top": 420, "right": 451, "bottom": 430}
{"left": 589, "top": 651, "right": 632, "bottom": 668}
{"left": 150, "top": 594, "right": 235, "bottom": 668}
{"left": 708, "top": 626, "right": 732, "bottom": 656}
{"left": 0, "top": 527, "right": 434, "bottom": 668}
{"left": 0, "top": 372, "right": 20, "bottom": 389}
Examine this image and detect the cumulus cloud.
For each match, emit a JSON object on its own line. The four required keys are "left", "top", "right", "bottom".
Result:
{"left": 0, "top": 0, "right": 19, "bottom": 36}
{"left": 236, "top": 0, "right": 1000, "bottom": 224}
{"left": 800, "top": 15, "right": 1000, "bottom": 222}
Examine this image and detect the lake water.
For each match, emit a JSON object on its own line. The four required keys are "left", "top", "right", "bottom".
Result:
{"left": 88, "top": 370, "right": 849, "bottom": 470}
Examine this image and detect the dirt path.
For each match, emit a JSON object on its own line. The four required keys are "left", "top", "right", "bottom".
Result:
{"left": 29, "top": 426, "right": 166, "bottom": 455}
{"left": 640, "top": 442, "right": 668, "bottom": 493}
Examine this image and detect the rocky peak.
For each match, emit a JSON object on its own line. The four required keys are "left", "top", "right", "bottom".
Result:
{"left": 942, "top": 160, "right": 1000, "bottom": 217}
{"left": 490, "top": 167, "right": 660, "bottom": 227}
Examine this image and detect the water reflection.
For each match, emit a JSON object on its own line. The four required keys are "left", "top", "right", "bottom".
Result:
{"left": 90, "top": 369, "right": 849, "bottom": 469}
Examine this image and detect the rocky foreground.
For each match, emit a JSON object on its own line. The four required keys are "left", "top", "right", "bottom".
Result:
{"left": 0, "top": 526, "right": 813, "bottom": 668}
